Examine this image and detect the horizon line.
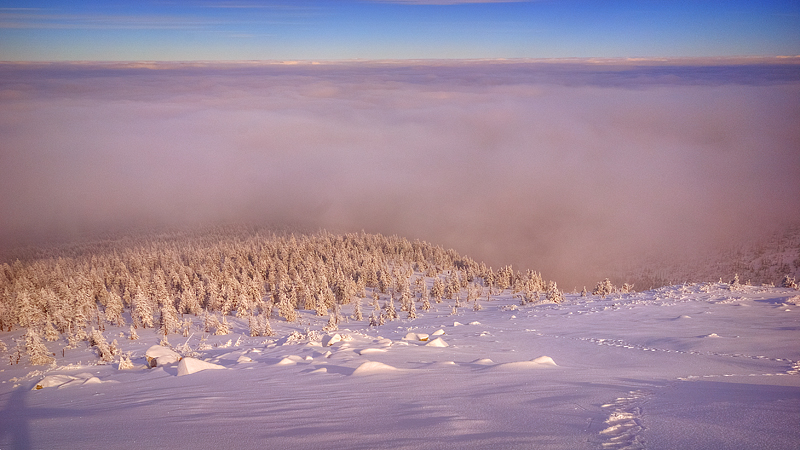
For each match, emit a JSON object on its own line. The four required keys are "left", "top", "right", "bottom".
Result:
{"left": 1, "top": 55, "right": 799, "bottom": 68}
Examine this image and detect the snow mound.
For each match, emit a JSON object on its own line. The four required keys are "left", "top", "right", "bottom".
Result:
{"left": 358, "top": 348, "right": 388, "bottom": 355}
{"left": 33, "top": 374, "right": 77, "bottom": 390}
{"left": 469, "top": 321, "right": 481, "bottom": 325}
{"left": 276, "top": 357, "right": 298, "bottom": 365}
{"left": 352, "top": 361, "right": 400, "bottom": 376}
{"left": 237, "top": 355, "right": 254, "bottom": 363}
{"left": 33, "top": 372, "right": 109, "bottom": 390}
{"left": 471, "top": 358, "right": 494, "bottom": 365}
{"left": 426, "top": 337, "right": 449, "bottom": 347}
{"left": 493, "top": 356, "right": 558, "bottom": 370}
{"left": 177, "top": 357, "right": 226, "bottom": 376}
{"left": 145, "top": 345, "right": 181, "bottom": 368}
{"left": 402, "top": 332, "right": 429, "bottom": 341}
{"left": 704, "top": 333, "right": 721, "bottom": 338}
{"left": 322, "top": 334, "right": 342, "bottom": 347}
{"left": 309, "top": 367, "right": 327, "bottom": 374}
{"left": 531, "top": 356, "right": 557, "bottom": 366}
{"left": 431, "top": 329, "right": 445, "bottom": 336}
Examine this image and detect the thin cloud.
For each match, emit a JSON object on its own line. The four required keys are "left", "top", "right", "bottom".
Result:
{"left": 0, "top": 11, "right": 220, "bottom": 30}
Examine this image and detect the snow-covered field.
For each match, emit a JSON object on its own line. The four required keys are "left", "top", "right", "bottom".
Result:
{"left": 2, "top": 282, "right": 798, "bottom": 450}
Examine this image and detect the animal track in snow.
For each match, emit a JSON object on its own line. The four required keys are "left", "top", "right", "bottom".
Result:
{"left": 597, "top": 390, "right": 649, "bottom": 450}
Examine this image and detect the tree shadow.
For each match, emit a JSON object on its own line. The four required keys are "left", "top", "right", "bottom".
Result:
{"left": 0, "top": 385, "right": 32, "bottom": 450}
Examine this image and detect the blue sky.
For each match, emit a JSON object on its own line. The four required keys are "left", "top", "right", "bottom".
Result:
{"left": 0, "top": 0, "right": 799, "bottom": 61}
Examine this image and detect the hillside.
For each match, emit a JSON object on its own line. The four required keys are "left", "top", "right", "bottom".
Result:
{"left": 0, "top": 229, "right": 798, "bottom": 449}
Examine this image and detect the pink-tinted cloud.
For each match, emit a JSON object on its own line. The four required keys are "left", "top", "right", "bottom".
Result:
{"left": 1, "top": 61, "right": 798, "bottom": 288}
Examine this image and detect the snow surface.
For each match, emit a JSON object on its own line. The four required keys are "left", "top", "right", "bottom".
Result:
{"left": 1, "top": 283, "right": 799, "bottom": 449}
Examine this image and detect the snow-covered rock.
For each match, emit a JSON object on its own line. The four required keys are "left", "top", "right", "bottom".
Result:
{"left": 402, "top": 332, "right": 429, "bottom": 341}
{"left": 145, "top": 345, "right": 181, "bottom": 368}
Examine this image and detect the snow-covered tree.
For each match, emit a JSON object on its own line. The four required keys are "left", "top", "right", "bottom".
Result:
{"left": 90, "top": 328, "right": 114, "bottom": 362}
{"left": 546, "top": 281, "right": 563, "bottom": 304}
{"left": 25, "top": 328, "right": 54, "bottom": 366}
{"left": 781, "top": 275, "right": 798, "bottom": 289}
{"left": 592, "top": 278, "right": 614, "bottom": 298}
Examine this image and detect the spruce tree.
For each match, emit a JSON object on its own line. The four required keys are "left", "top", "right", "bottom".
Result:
{"left": 25, "top": 328, "right": 54, "bottom": 366}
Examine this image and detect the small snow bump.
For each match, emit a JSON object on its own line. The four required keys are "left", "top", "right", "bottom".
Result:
{"left": 425, "top": 337, "right": 449, "bottom": 347}
{"left": 352, "top": 361, "right": 400, "bottom": 376}
{"left": 358, "top": 348, "right": 388, "bottom": 355}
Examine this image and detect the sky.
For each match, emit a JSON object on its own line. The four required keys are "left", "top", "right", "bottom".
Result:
{"left": 0, "top": 0, "right": 799, "bottom": 61}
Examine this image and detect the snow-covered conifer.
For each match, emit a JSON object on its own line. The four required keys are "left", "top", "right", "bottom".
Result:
{"left": 132, "top": 287, "right": 154, "bottom": 328}
{"left": 118, "top": 353, "right": 134, "bottom": 370}
{"left": 43, "top": 319, "right": 59, "bottom": 342}
{"left": 215, "top": 316, "right": 231, "bottom": 335}
{"left": 90, "top": 328, "right": 114, "bottom": 362}
{"left": 546, "top": 281, "right": 563, "bottom": 304}
{"left": 384, "top": 297, "right": 398, "bottom": 320}
{"left": 323, "top": 313, "right": 338, "bottom": 332}
{"left": 431, "top": 278, "right": 445, "bottom": 303}
{"left": 128, "top": 325, "right": 139, "bottom": 340}
{"left": 407, "top": 299, "right": 417, "bottom": 319}
{"left": 352, "top": 297, "right": 363, "bottom": 321}
{"left": 159, "top": 299, "right": 181, "bottom": 337}
{"left": 26, "top": 328, "right": 54, "bottom": 366}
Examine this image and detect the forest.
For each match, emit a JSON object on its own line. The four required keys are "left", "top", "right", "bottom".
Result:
{"left": 0, "top": 228, "right": 563, "bottom": 365}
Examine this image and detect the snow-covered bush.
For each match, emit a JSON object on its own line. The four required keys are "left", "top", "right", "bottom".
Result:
{"left": 593, "top": 278, "right": 614, "bottom": 298}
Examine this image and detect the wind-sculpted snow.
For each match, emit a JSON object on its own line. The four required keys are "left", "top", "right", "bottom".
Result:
{"left": 1, "top": 281, "right": 798, "bottom": 449}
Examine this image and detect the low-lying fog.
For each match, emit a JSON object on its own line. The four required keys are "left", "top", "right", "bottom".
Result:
{"left": 1, "top": 61, "right": 798, "bottom": 288}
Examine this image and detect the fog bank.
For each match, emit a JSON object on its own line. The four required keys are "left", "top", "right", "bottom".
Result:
{"left": 1, "top": 61, "right": 798, "bottom": 288}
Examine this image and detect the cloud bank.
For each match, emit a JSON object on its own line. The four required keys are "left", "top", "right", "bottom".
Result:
{"left": 1, "top": 61, "right": 798, "bottom": 288}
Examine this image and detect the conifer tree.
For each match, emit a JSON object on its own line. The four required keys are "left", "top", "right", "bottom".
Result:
{"left": 384, "top": 297, "right": 398, "bottom": 320}
{"left": 132, "top": 287, "right": 154, "bottom": 328}
{"left": 546, "top": 281, "right": 564, "bottom": 304}
{"left": 90, "top": 328, "right": 114, "bottom": 362}
{"left": 25, "top": 328, "right": 54, "bottom": 366}
{"left": 352, "top": 297, "right": 363, "bottom": 321}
